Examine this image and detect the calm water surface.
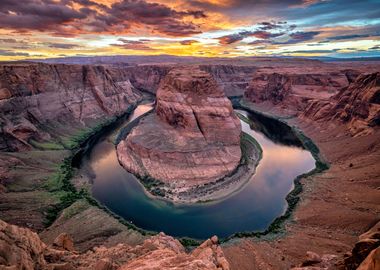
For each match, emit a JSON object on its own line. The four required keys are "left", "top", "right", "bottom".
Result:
{"left": 80, "top": 104, "right": 315, "bottom": 239}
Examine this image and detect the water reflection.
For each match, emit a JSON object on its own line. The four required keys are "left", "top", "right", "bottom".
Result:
{"left": 82, "top": 104, "right": 315, "bottom": 239}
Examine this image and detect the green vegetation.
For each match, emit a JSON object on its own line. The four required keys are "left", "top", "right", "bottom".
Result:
{"left": 43, "top": 157, "right": 88, "bottom": 226}
{"left": 140, "top": 176, "right": 167, "bottom": 197}
{"left": 61, "top": 116, "right": 117, "bottom": 150}
{"left": 29, "top": 140, "right": 65, "bottom": 150}
{"left": 240, "top": 131, "right": 262, "bottom": 166}
{"left": 236, "top": 111, "right": 250, "bottom": 125}
{"left": 179, "top": 237, "right": 202, "bottom": 247}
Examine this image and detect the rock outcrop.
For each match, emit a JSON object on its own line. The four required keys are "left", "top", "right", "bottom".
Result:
{"left": 200, "top": 65, "right": 257, "bottom": 96}
{"left": 0, "top": 219, "right": 230, "bottom": 270}
{"left": 117, "top": 66, "right": 242, "bottom": 198}
{"left": 303, "top": 72, "right": 380, "bottom": 136}
{"left": 244, "top": 70, "right": 349, "bottom": 112}
{"left": 343, "top": 220, "right": 380, "bottom": 269}
{"left": 0, "top": 63, "right": 142, "bottom": 151}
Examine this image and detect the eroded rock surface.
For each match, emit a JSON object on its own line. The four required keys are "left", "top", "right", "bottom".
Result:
{"left": 303, "top": 72, "right": 380, "bottom": 136}
{"left": 0, "top": 63, "right": 142, "bottom": 151}
{"left": 0, "top": 219, "right": 229, "bottom": 270}
{"left": 244, "top": 69, "right": 349, "bottom": 113}
{"left": 117, "top": 66, "right": 241, "bottom": 196}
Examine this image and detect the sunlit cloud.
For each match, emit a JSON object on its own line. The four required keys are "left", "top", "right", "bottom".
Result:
{"left": 0, "top": 0, "right": 379, "bottom": 60}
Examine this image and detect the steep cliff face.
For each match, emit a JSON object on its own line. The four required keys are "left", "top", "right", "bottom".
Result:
{"left": 0, "top": 219, "right": 230, "bottom": 270}
{"left": 244, "top": 70, "right": 349, "bottom": 111}
{"left": 0, "top": 63, "right": 142, "bottom": 151}
{"left": 117, "top": 66, "right": 241, "bottom": 196}
{"left": 303, "top": 72, "right": 380, "bottom": 136}
{"left": 200, "top": 65, "right": 257, "bottom": 96}
{"left": 121, "top": 65, "right": 171, "bottom": 94}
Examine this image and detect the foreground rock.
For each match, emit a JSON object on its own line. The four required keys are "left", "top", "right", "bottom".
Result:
{"left": 117, "top": 66, "right": 242, "bottom": 201}
{"left": 342, "top": 221, "right": 380, "bottom": 269}
{"left": 0, "top": 219, "right": 229, "bottom": 270}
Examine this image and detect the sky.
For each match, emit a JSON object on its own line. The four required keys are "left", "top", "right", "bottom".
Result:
{"left": 0, "top": 0, "right": 379, "bottom": 60}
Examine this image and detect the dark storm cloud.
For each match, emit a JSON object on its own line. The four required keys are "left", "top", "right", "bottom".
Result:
{"left": 0, "top": 49, "right": 29, "bottom": 56}
{"left": 0, "top": 0, "right": 206, "bottom": 37}
{"left": 47, "top": 43, "right": 79, "bottom": 49}
{"left": 258, "top": 21, "right": 289, "bottom": 31}
{"left": 284, "top": 31, "right": 321, "bottom": 43}
{"left": 0, "top": 38, "right": 18, "bottom": 43}
{"left": 217, "top": 30, "right": 285, "bottom": 44}
{"left": 247, "top": 30, "right": 320, "bottom": 45}
{"left": 326, "top": 33, "right": 380, "bottom": 41}
{"left": 288, "top": 49, "right": 339, "bottom": 54}
{"left": 180, "top": 40, "right": 199, "bottom": 45}
{"left": 369, "top": 45, "right": 380, "bottom": 50}
{"left": 217, "top": 32, "right": 248, "bottom": 44}
{"left": 111, "top": 39, "right": 155, "bottom": 51}
{"left": 101, "top": 0, "right": 206, "bottom": 36}
{"left": 0, "top": 0, "right": 87, "bottom": 32}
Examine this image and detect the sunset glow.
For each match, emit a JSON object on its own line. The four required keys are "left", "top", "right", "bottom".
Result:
{"left": 0, "top": 0, "right": 379, "bottom": 60}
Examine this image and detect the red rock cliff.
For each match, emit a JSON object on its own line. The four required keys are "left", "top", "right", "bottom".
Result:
{"left": 303, "top": 72, "right": 380, "bottom": 136}
{"left": 0, "top": 63, "right": 142, "bottom": 151}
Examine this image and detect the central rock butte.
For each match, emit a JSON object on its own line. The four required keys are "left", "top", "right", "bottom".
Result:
{"left": 117, "top": 66, "right": 242, "bottom": 194}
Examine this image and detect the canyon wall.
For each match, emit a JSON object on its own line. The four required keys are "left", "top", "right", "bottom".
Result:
{"left": 244, "top": 68, "right": 351, "bottom": 112}
{"left": 200, "top": 65, "right": 257, "bottom": 96}
{"left": 303, "top": 72, "right": 380, "bottom": 136}
{"left": 117, "top": 66, "right": 242, "bottom": 194}
{"left": 0, "top": 63, "right": 143, "bottom": 151}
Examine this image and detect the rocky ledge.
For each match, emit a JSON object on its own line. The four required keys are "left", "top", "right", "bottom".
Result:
{"left": 117, "top": 66, "right": 246, "bottom": 202}
{"left": 0, "top": 219, "right": 230, "bottom": 270}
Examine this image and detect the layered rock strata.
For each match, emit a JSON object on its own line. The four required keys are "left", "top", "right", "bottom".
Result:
{"left": 117, "top": 67, "right": 242, "bottom": 196}
{"left": 303, "top": 72, "right": 380, "bottom": 136}
{"left": 0, "top": 63, "right": 142, "bottom": 151}
{"left": 244, "top": 69, "right": 351, "bottom": 112}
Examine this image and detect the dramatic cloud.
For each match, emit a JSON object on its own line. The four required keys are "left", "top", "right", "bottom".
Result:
{"left": 218, "top": 30, "right": 285, "bottom": 44}
{"left": 326, "top": 33, "right": 380, "bottom": 41}
{"left": 287, "top": 49, "right": 339, "bottom": 54}
{"left": 0, "top": 49, "right": 29, "bottom": 56}
{"left": 0, "top": 0, "right": 87, "bottom": 33}
{"left": 0, "top": 0, "right": 206, "bottom": 36}
{"left": 111, "top": 39, "right": 155, "bottom": 51}
{"left": 47, "top": 43, "right": 79, "bottom": 49}
{"left": 283, "top": 31, "right": 321, "bottom": 44}
{"left": 180, "top": 40, "right": 199, "bottom": 45}
{"left": 0, "top": 0, "right": 379, "bottom": 59}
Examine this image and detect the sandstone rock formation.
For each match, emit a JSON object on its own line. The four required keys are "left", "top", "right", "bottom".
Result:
{"left": 303, "top": 72, "right": 380, "bottom": 136}
{"left": 200, "top": 65, "right": 257, "bottom": 96}
{"left": 244, "top": 69, "right": 350, "bottom": 112}
{"left": 0, "top": 219, "right": 229, "bottom": 270}
{"left": 0, "top": 63, "right": 142, "bottom": 151}
{"left": 117, "top": 66, "right": 242, "bottom": 197}
{"left": 343, "top": 220, "right": 380, "bottom": 269}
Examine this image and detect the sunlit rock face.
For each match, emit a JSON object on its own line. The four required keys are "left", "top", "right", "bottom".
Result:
{"left": 303, "top": 72, "right": 380, "bottom": 136}
{"left": 244, "top": 70, "right": 350, "bottom": 111}
{"left": 117, "top": 66, "right": 242, "bottom": 188}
